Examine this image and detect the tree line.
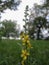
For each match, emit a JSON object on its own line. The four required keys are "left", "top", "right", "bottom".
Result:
{"left": 23, "top": 0, "right": 49, "bottom": 40}
{"left": 0, "top": 0, "right": 49, "bottom": 40}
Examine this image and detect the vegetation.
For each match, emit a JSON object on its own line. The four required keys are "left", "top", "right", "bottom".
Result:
{"left": 0, "top": 0, "right": 21, "bottom": 39}
{"left": 27, "top": 2, "right": 49, "bottom": 39}
{"left": 0, "top": 20, "right": 20, "bottom": 38}
{"left": 0, "top": 0, "right": 21, "bottom": 12}
{"left": 33, "top": 16, "right": 47, "bottom": 39}
{"left": 0, "top": 39, "right": 49, "bottom": 65}
{"left": 0, "top": 0, "right": 49, "bottom": 65}
{"left": 2, "top": 20, "right": 17, "bottom": 37}
{"left": 23, "top": 5, "right": 29, "bottom": 34}
{"left": 20, "top": 32, "right": 32, "bottom": 65}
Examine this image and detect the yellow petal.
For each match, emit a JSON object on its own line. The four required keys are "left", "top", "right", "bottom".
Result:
{"left": 23, "top": 56, "right": 27, "bottom": 60}
{"left": 22, "top": 50, "right": 25, "bottom": 53}
{"left": 25, "top": 35, "right": 29, "bottom": 39}
{"left": 22, "top": 39, "right": 26, "bottom": 43}
{"left": 21, "top": 54, "right": 24, "bottom": 57}
{"left": 27, "top": 40, "right": 30, "bottom": 43}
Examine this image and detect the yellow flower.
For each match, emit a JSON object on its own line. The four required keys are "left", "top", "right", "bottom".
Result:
{"left": 22, "top": 39, "right": 26, "bottom": 43}
{"left": 22, "top": 35, "right": 29, "bottom": 43}
{"left": 27, "top": 40, "right": 30, "bottom": 44}
{"left": 28, "top": 43, "right": 33, "bottom": 48}
{"left": 24, "top": 35, "right": 29, "bottom": 40}
{"left": 28, "top": 43, "right": 31, "bottom": 48}
{"left": 21, "top": 50, "right": 30, "bottom": 60}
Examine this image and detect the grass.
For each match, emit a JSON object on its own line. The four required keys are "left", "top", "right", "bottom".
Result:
{"left": 0, "top": 39, "right": 49, "bottom": 65}
{"left": 30, "top": 40, "right": 49, "bottom": 65}
{"left": 0, "top": 39, "right": 22, "bottom": 65}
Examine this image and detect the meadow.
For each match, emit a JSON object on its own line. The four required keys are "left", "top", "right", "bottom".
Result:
{"left": 0, "top": 39, "right": 49, "bottom": 65}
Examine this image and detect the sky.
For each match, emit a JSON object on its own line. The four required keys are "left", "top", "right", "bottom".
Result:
{"left": 1, "top": 0, "right": 43, "bottom": 30}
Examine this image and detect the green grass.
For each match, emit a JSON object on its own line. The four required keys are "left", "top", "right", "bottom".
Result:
{"left": 0, "top": 40, "right": 22, "bottom": 65}
{"left": 0, "top": 39, "right": 49, "bottom": 65}
{"left": 30, "top": 40, "right": 49, "bottom": 65}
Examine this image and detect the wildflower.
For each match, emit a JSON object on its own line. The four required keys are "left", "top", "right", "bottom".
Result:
{"left": 28, "top": 43, "right": 32, "bottom": 48}
{"left": 21, "top": 50, "right": 30, "bottom": 60}
{"left": 27, "top": 40, "right": 30, "bottom": 44}
{"left": 27, "top": 40, "right": 33, "bottom": 48}
{"left": 24, "top": 35, "right": 29, "bottom": 40}
{"left": 22, "top": 39, "right": 26, "bottom": 43}
{"left": 20, "top": 33, "right": 33, "bottom": 65}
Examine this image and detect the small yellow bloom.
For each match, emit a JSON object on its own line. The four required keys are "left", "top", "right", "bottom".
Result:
{"left": 21, "top": 50, "right": 30, "bottom": 60}
{"left": 27, "top": 40, "right": 30, "bottom": 43}
{"left": 24, "top": 35, "right": 29, "bottom": 40}
{"left": 23, "top": 56, "right": 27, "bottom": 60}
{"left": 22, "top": 39, "right": 26, "bottom": 43}
{"left": 28, "top": 43, "right": 33, "bottom": 48}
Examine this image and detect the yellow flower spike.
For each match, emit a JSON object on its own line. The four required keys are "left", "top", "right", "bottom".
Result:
{"left": 20, "top": 33, "right": 33, "bottom": 65}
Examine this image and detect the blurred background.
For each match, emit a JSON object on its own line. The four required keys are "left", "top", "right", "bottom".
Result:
{"left": 0, "top": 0, "right": 49, "bottom": 40}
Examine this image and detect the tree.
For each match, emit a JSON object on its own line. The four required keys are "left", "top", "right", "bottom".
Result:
{"left": 0, "top": 0, "right": 21, "bottom": 22}
{"left": 27, "top": 3, "right": 49, "bottom": 39}
{"left": 26, "top": 22, "right": 34, "bottom": 39}
{"left": 0, "top": 0, "right": 21, "bottom": 12}
{"left": 2, "top": 20, "right": 18, "bottom": 37}
{"left": 33, "top": 16, "right": 47, "bottom": 39}
{"left": 0, "top": 23, "right": 4, "bottom": 40}
{"left": 0, "top": 0, "right": 21, "bottom": 39}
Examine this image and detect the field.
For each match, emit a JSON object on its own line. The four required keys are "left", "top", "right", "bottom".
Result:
{"left": 0, "top": 39, "right": 49, "bottom": 65}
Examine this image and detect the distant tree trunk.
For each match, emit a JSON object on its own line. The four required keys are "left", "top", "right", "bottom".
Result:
{"left": 37, "top": 27, "right": 41, "bottom": 40}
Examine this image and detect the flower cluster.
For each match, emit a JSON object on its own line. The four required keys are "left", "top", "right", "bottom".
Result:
{"left": 20, "top": 32, "right": 32, "bottom": 65}
{"left": 21, "top": 49, "right": 29, "bottom": 65}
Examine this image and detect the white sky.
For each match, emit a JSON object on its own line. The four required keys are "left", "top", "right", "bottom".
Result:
{"left": 1, "top": 0, "right": 43, "bottom": 30}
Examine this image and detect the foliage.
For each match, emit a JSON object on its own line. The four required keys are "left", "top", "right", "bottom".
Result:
{"left": 2, "top": 20, "right": 18, "bottom": 37}
{"left": 0, "top": 40, "right": 21, "bottom": 65}
{"left": 23, "top": 5, "right": 29, "bottom": 34}
{"left": 28, "top": 3, "right": 49, "bottom": 39}
{"left": 0, "top": 40, "right": 49, "bottom": 65}
{"left": 0, "top": 0, "right": 21, "bottom": 12}
{"left": 33, "top": 16, "right": 47, "bottom": 39}
{"left": 42, "top": 0, "right": 49, "bottom": 8}
{"left": 0, "top": 23, "right": 4, "bottom": 40}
